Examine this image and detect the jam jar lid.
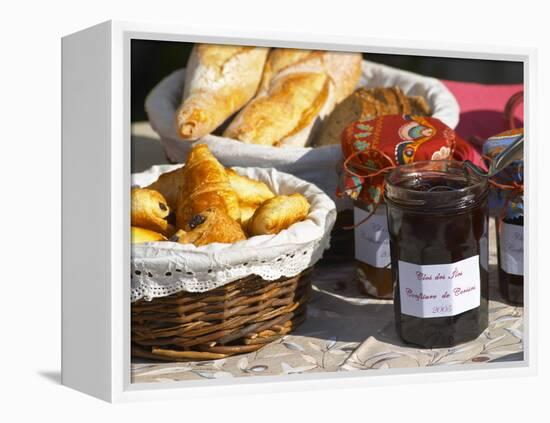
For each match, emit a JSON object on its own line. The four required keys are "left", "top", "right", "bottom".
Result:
{"left": 338, "top": 115, "right": 459, "bottom": 213}
{"left": 384, "top": 160, "right": 488, "bottom": 213}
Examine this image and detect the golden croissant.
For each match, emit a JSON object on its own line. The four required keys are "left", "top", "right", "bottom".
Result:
{"left": 131, "top": 226, "right": 167, "bottom": 244}
{"left": 131, "top": 188, "right": 170, "bottom": 233}
{"left": 248, "top": 193, "right": 310, "bottom": 236}
{"left": 176, "top": 144, "right": 241, "bottom": 229}
{"left": 172, "top": 208, "right": 246, "bottom": 246}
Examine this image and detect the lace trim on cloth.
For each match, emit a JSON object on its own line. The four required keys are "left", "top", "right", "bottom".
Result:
{"left": 131, "top": 166, "right": 337, "bottom": 302}
{"left": 131, "top": 236, "right": 331, "bottom": 301}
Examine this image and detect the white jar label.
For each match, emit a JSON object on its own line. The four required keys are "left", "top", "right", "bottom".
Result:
{"left": 499, "top": 223, "right": 524, "bottom": 276}
{"left": 398, "top": 255, "right": 481, "bottom": 318}
{"left": 354, "top": 205, "right": 391, "bottom": 269}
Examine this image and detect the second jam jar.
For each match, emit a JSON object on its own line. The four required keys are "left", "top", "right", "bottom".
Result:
{"left": 354, "top": 200, "right": 393, "bottom": 298}
{"left": 497, "top": 214, "right": 523, "bottom": 304}
{"left": 496, "top": 185, "right": 524, "bottom": 305}
{"left": 482, "top": 128, "right": 524, "bottom": 305}
{"left": 385, "top": 161, "right": 489, "bottom": 348}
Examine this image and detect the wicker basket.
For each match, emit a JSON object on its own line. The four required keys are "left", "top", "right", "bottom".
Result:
{"left": 131, "top": 269, "right": 312, "bottom": 361}
{"left": 131, "top": 165, "right": 336, "bottom": 362}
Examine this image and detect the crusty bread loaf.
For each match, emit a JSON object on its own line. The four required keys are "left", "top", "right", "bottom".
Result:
{"left": 258, "top": 49, "right": 314, "bottom": 91}
{"left": 176, "top": 44, "right": 269, "bottom": 140}
{"left": 224, "top": 71, "right": 334, "bottom": 147}
{"left": 223, "top": 48, "right": 362, "bottom": 148}
{"left": 315, "top": 86, "right": 431, "bottom": 147}
{"left": 259, "top": 49, "right": 362, "bottom": 103}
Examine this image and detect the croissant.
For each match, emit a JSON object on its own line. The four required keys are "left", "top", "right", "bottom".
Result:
{"left": 248, "top": 193, "right": 310, "bottom": 236}
{"left": 146, "top": 166, "right": 184, "bottom": 211}
{"left": 225, "top": 168, "right": 275, "bottom": 207}
{"left": 176, "top": 44, "right": 269, "bottom": 140}
{"left": 131, "top": 226, "right": 167, "bottom": 244}
{"left": 239, "top": 205, "right": 258, "bottom": 232}
{"left": 145, "top": 163, "right": 274, "bottom": 221}
{"left": 176, "top": 144, "right": 240, "bottom": 228}
{"left": 131, "top": 188, "right": 169, "bottom": 233}
{"left": 171, "top": 208, "right": 246, "bottom": 246}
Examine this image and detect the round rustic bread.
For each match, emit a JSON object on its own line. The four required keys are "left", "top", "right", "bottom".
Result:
{"left": 315, "top": 86, "right": 432, "bottom": 147}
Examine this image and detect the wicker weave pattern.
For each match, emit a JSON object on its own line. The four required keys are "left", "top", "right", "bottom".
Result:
{"left": 132, "top": 269, "right": 312, "bottom": 361}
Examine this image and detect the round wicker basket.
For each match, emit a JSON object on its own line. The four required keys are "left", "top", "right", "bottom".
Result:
{"left": 132, "top": 269, "right": 312, "bottom": 361}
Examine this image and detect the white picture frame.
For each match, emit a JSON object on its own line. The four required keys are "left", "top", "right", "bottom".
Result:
{"left": 61, "top": 20, "right": 537, "bottom": 403}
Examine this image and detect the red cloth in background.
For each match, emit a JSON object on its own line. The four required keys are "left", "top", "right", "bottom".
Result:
{"left": 442, "top": 80, "right": 524, "bottom": 144}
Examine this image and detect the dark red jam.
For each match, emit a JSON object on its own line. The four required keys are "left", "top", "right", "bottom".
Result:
{"left": 385, "top": 161, "right": 489, "bottom": 348}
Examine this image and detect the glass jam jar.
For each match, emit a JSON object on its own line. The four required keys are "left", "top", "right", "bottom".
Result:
{"left": 482, "top": 128, "right": 524, "bottom": 305}
{"left": 354, "top": 200, "right": 393, "bottom": 298}
{"left": 385, "top": 161, "right": 489, "bottom": 348}
{"left": 496, "top": 196, "right": 524, "bottom": 305}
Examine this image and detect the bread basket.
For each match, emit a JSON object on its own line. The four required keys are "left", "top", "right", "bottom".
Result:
{"left": 131, "top": 165, "right": 337, "bottom": 361}
{"left": 145, "top": 60, "right": 460, "bottom": 202}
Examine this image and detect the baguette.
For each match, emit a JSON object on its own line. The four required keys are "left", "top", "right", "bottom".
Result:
{"left": 260, "top": 49, "right": 362, "bottom": 103}
{"left": 223, "top": 48, "right": 361, "bottom": 147}
{"left": 176, "top": 44, "right": 269, "bottom": 140}
{"left": 224, "top": 71, "right": 333, "bottom": 147}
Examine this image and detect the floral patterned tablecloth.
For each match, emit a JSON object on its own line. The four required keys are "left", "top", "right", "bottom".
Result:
{"left": 131, "top": 220, "right": 523, "bottom": 383}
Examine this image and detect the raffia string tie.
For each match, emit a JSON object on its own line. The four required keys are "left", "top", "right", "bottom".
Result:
{"left": 483, "top": 153, "right": 524, "bottom": 234}
{"left": 341, "top": 148, "right": 396, "bottom": 230}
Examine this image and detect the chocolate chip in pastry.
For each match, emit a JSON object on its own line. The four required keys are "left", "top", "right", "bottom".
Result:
{"left": 173, "top": 208, "right": 247, "bottom": 247}
{"left": 146, "top": 166, "right": 184, "bottom": 211}
{"left": 131, "top": 188, "right": 170, "bottom": 234}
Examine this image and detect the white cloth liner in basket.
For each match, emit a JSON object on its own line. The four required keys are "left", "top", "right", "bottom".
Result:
{"left": 131, "top": 165, "right": 337, "bottom": 302}
{"left": 145, "top": 60, "right": 460, "bottom": 203}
